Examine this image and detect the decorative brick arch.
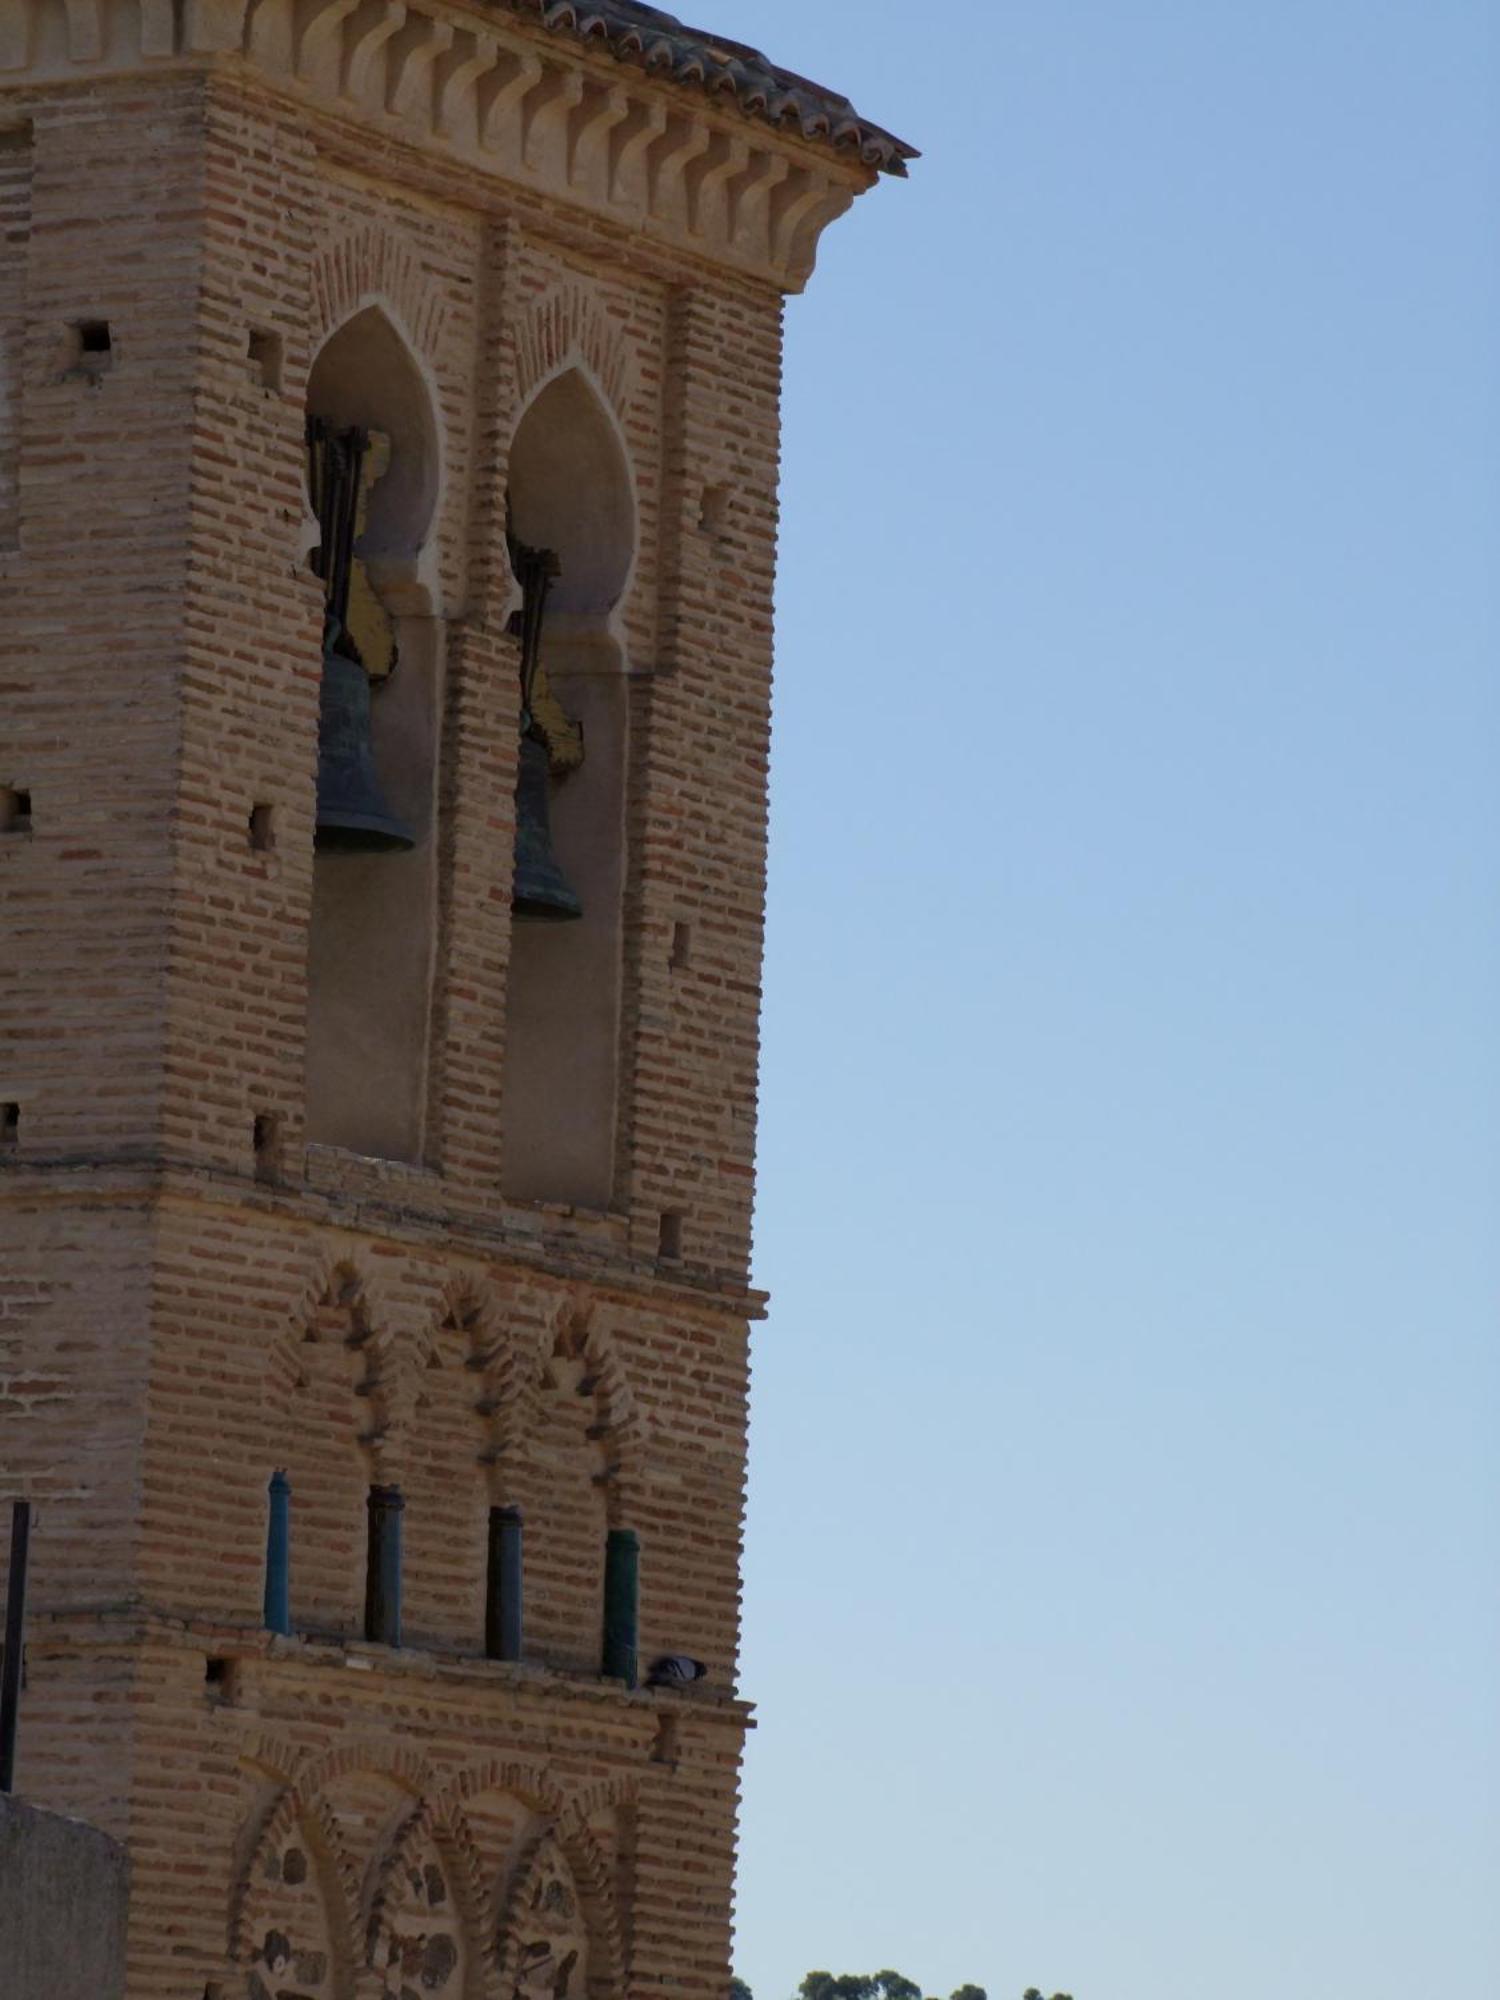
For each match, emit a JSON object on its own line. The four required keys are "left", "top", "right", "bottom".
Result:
{"left": 501, "top": 1293, "right": 651, "bottom": 1522}
{"left": 380, "top": 1270, "right": 492, "bottom": 1458}
{"left": 285, "top": 1738, "right": 439, "bottom": 1806}
{"left": 415, "top": 1278, "right": 513, "bottom": 1500}
{"left": 229, "top": 1739, "right": 437, "bottom": 1946}
{"left": 310, "top": 222, "right": 449, "bottom": 365}
{"left": 565, "top": 1773, "right": 640, "bottom": 1822}
{"left": 268, "top": 1257, "right": 404, "bottom": 1476}
{"left": 423, "top": 1276, "right": 500, "bottom": 1359}
{"left": 229, "top": 1749, "right": 628, "bottom": 2000}
{"left": 510, "top": 280, "right": 634, "bottom": 429}
{"left": 231, "top": 1743, "right": 492, "bottom": 1997}
{"left": 364, "top": 1790, "right": 490, "bottom": 1928}
{"left": 269, "top": 1257, "right": 390, "bottom": 1391}
{"left": 441, "top": 1756, "right": 569, "bottom": 1821}
{"left": 239, "top": 1730, "right": 304, "bottom": 1787}
{"left": 229, "top": 1784, "right": 363, "bottom": 1983}
{"left": 493, "top": 1812, "right": 626, "bottom": 2000}
{"left": 418, "top": 1276, "right": 505, "bottom": 1384}
{"left": 362, "top": 1792, "right": 491, "bottom": 1996}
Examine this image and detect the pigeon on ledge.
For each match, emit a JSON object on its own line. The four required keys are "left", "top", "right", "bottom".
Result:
{"left": 646, "top": 1655, "right": 708, "bottom": 1688}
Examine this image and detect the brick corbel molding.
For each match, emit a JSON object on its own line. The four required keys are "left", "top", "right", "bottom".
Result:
{"left": 0, "top": 0, "right": 863, "bottom": 287}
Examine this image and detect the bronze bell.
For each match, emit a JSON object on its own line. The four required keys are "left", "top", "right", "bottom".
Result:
{"left": 512, "top": 730, "right": 582, "bottom": 921}
{"left": 315, "top": 624, "right": 415, "bottom": 852}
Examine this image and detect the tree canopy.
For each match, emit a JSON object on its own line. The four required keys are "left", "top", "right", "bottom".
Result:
{"left": 729, "top": 1970, "right": 1070, "bottom": 2000}
{"left": 798, "top": 1974, "right": 927, "bottom": 2000}
{"left": 793, "top": 1973, "right": 988, "bottom": 2000}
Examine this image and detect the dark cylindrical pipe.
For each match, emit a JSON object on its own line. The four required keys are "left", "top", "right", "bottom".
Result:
{"left": 601, "top": 1526, "right": 640, "bottom": 1690}
{"left": 264, "top": 1470, "right": 291, "bottom": 1637}
{"left": 364, "top": 1485, "right": 404, "bottom": 1648}
{"left": 1, "top": 1500, "right": 33, "bottom": 1794}
{"left": 486, "top": 1505, "right": 524, "bottom": 1662}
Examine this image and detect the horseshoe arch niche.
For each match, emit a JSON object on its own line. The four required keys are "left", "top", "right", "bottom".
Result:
{"left": 302, "top": 302, "right": 444, "bottom": 1164}
{"left": 500, "top": 365, "right": 636, "bottom": 1210}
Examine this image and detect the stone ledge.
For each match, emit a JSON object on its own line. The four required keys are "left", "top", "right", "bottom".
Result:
{"left": 25, "top": 1604, "right": 757, "bottom": 1726}
{"left": 0, "top": 1154, "right": 771, "bottom": 1319}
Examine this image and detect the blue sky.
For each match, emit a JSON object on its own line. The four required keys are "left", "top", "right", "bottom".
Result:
{"left": 732, "top": 4, "right": 1497, "bottom": 1996}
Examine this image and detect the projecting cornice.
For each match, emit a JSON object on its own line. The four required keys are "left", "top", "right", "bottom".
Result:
{"left": 479, "top": 2, "right": 915, "bottom": 178}
{"left": 0, "top": 0, "right": 907, "bottom": 286}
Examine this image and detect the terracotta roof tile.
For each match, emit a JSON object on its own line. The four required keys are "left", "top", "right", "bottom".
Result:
{"left": 497, "top": 0, "right": 917, "bottom": 174}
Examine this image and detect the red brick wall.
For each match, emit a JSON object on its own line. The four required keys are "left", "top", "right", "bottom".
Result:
{"left": 0, "top": 81, "right": 205, "bottom": 1163}
{"left": 0, "top": 66, "right": 785, "bottom": 2000}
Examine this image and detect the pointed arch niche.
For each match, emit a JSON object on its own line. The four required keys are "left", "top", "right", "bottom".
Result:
{"left": 501, "top": 367, "right": 636, "bottom": 1209}
{"left": 304, "top": 303, "right": 443, "bottom": 1164}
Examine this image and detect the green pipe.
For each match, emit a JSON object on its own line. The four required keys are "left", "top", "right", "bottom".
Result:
{"left": 263, "top": 1470, "right": 291, "bottom": 1636}
{"left": 364, "top": 1484, "right": 403, "bottom": 1647}
{"left": 486, "top": 1505, "right": 523, "bottom": 1662}
{"left": 601, "top": 1526, "right": 639, "bottom": 1689}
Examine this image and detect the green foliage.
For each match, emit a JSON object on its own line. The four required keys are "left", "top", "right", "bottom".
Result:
{"left": 735, "top": 1966, "right": 1063, "bottom": 2000}
{"left": 798, "top": 1972, "right": 921, "bottom": 2000}
{"left": 794, "top": 1973, "right": 989, "bottom": 2000}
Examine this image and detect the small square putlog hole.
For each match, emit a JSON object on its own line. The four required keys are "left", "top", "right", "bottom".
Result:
{"left": 252, "top": 1112, "right": 281, "bottom": 1185}
{"left": 70, "top": 319, "right": 112, "bottom": 374}
{"left": 247, "top": 327, "right": 282, "bottom": 392}
{"left": 697, "top": 483, "right": 729, "bottom": 539}
{"left": 248, "top": 802, "right": 276, "bottom": 852}
{"left": 1, "top": 785, "right": 31, "bottom": 833}
{"left": 651, "top": 1713, "right": 681, "bottom": 1765}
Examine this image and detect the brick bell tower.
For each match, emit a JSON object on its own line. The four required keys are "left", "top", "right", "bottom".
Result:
{"left": 0, "top": 1, "right": 910, "bottom": 1996}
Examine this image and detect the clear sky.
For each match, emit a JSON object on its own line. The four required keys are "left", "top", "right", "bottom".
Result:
{"left": 730, "top": 5, "right": 1498, "bottom": 1997}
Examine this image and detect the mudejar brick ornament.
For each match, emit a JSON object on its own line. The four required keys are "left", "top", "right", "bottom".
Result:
{"left": 0, "top": 3, "right": 912, "bottom": 1995}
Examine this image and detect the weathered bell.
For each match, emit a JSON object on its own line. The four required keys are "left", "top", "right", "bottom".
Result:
{"left": 315, "top": 637, "right": 415, "bottom": 852}
{"left": 512, "top": 730, "right": 582, "bottom": 921}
